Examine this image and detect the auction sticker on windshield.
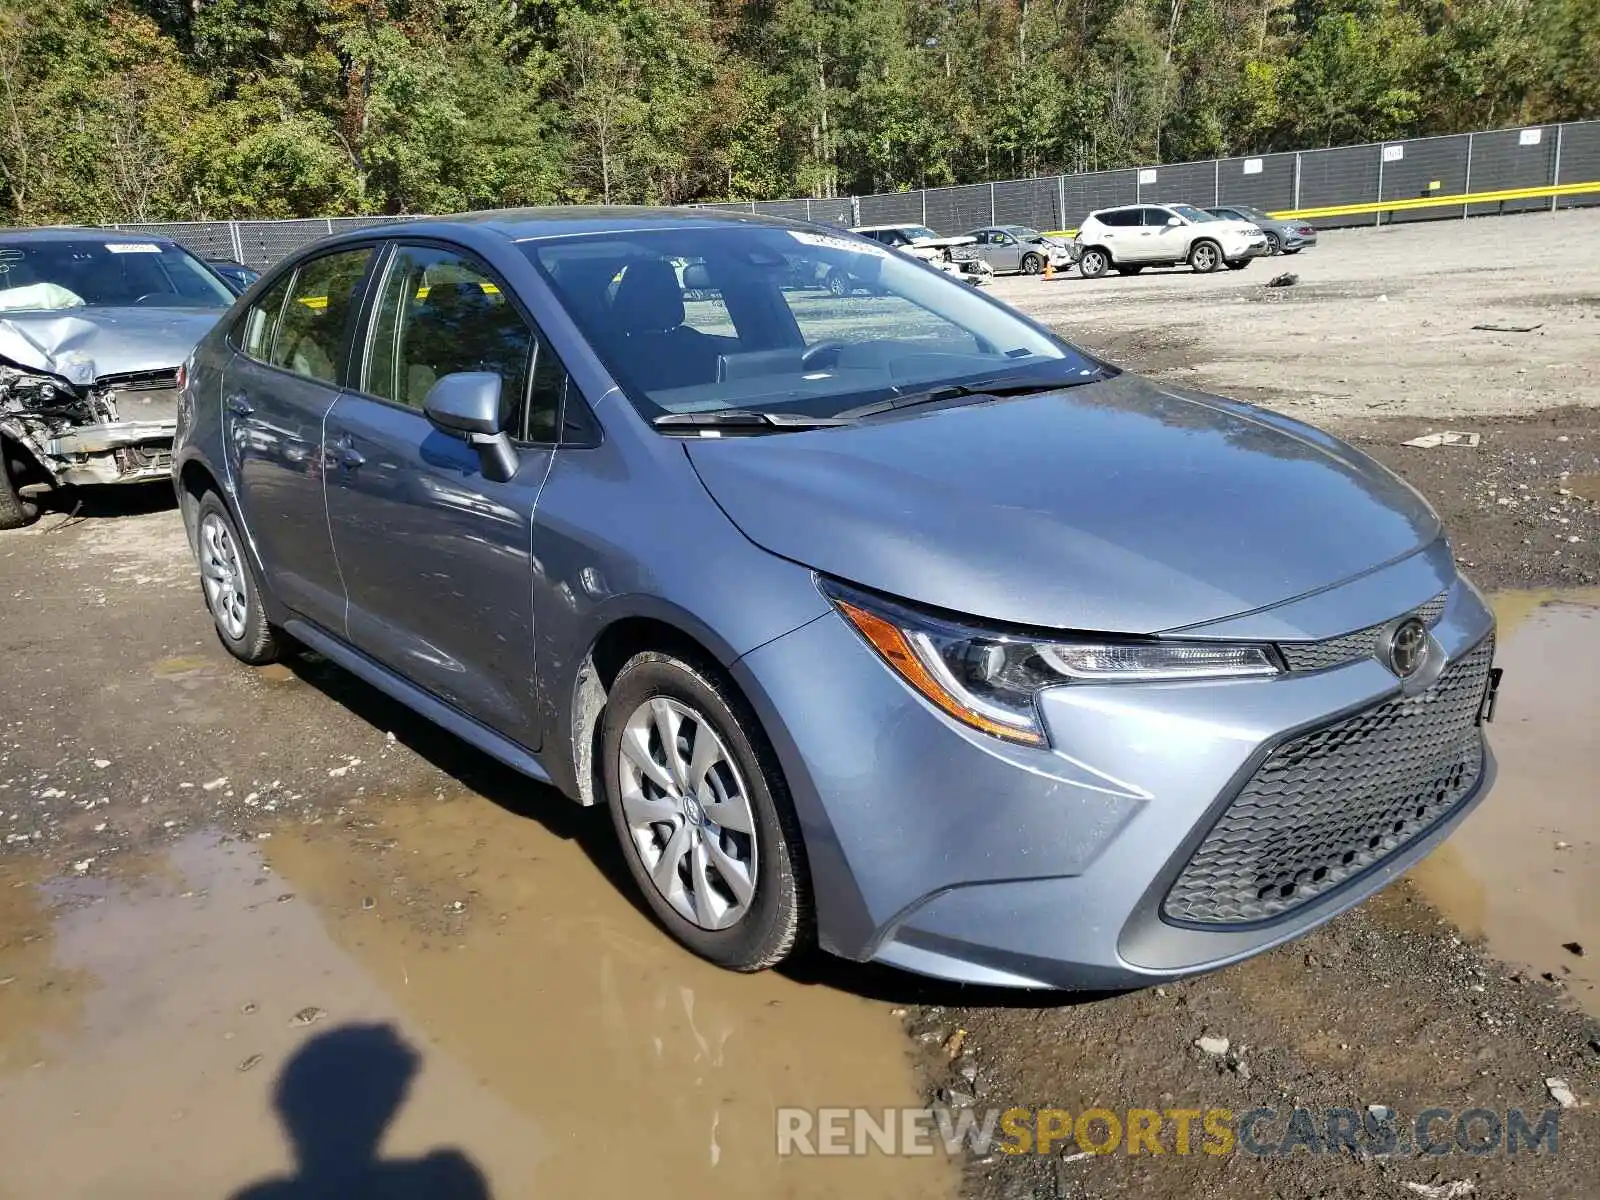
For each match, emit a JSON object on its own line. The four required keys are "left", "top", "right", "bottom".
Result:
{"left": 105, "top": 243, "right": 163, "bottom": 253}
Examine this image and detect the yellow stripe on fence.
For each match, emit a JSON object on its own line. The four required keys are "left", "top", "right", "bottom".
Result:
{"left": 1040, "top": 179, "right": 1600, "bottom": 239}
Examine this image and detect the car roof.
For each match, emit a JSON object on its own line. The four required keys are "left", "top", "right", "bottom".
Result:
{"left": 849, "top": 224, "right": 921, "bottom": 232}
{"left": 0, "top": 226, "right": 172, "bottom": 246}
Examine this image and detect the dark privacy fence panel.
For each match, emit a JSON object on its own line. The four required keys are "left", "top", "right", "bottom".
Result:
{"left": 97, "top": 121, "right": 1599, "bottom": 267}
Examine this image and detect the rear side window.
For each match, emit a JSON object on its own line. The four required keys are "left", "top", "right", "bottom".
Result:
{"left": 1097, "top": 210, "right": 1137, "bottom": 228}
{"left": 269, "top": 248, "right": 374, "bottom": 385}
{"left": 239, "top": 275, "right": 291, "bottom": 362}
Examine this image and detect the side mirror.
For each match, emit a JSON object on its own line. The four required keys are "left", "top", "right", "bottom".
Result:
{"left": 1166, "top": 216, "right": 1182, "bottom": 226}
{"left": 422, "top": 372, "right": 519, "bottom": 483}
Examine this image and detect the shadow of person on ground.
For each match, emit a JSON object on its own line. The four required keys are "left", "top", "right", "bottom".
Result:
{"left": 230, "top": 1023, "right": 491, "bottom": 1200}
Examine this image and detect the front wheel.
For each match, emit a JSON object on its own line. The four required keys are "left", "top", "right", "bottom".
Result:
{"left": 1189, "top": 240, "right": 1222, "bottom": 273}
{"left": 194, "top": 491, "right": 281, "bottom": 664}
{"left": 602, "top": 651, "right": 809, "bottom": 971}
{"left": 1078, "top": 247, "right": 1110, "bottom": 279}
{"left": 0, "top": 443, "right": 40, "bottom": 531}
{"left": 1020, "top": 252, "right": 1043, "bottom": 275}
{"left": 825, "top": 269, "right": 851, "bottom": 297}
{"left": 1264, "top": 231, "right": 1282, "bottom": 255}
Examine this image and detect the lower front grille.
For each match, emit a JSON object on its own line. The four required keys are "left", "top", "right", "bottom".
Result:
{"left": 1163, "top": 637, "right": 1494, "bottom": 926}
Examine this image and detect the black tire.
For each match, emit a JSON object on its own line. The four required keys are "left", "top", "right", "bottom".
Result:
{"left": 194, "top": 490, "right": 281, "bottom": 665}
{"left": 1189, "top": 240, "right": 1222, "bottom": 273}
{"left": 1078, "top": 247, "right": 1110, "bottom": 279}
{"left": 602, "top": 651, "right": 809, "bottom": 972}
{"left": 1020, "top": 252, "right": 1043, "bottom": 275}
{"left": 1264, "top": 231, "right": 1282, "bottom": 255}
{"left": 1226, "top": 258, "right": 1252, "bottom": 271}
{"left": 0, "top": 443, "right": 40, "bottom": 531}
{"left": 1115, "top": 265, "right": 1144, "bottom": 276}
{"left": 1284, "top": 246, "right": 1303, "bottom": 255}
{"left": 825, "top": 269, "right": 850, "bottom": 297}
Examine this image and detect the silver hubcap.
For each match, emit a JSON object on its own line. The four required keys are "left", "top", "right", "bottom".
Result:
{"left": 199, "top": 512, "right": 248, "bottom": 641}
{"left": 618, "top": 697, "right": 758, "bottom": 931}
{"left": 1195, "top": 245, "right": 1217, "bottom": 270}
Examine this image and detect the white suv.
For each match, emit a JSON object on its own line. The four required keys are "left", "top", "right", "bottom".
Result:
{"left": 1074, "top": 203, "right": 1268, "bottom": 278}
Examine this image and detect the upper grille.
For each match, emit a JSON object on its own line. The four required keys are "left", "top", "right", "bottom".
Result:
{"left": 1279, "top": 592, "right": 1448, "bottom": 673}
{"left": 1163, "top": 636, "right": 1493, "bottom": 926}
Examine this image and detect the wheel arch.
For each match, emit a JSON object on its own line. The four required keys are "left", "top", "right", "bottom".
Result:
{"left": 565, "top": 610, "right": 749, "bottom": 809}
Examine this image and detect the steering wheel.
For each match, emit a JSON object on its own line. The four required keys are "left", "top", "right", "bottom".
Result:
{"left": 800, "top": 340, "right": 848, "bottom": 371}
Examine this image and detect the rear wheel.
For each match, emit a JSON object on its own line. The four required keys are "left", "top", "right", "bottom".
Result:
{"left": 1115, "top": 265, "right": 1144, "bottom": 276}
{"left": 195, "top": 491, "right": 281, "bottom": 665}
{"left": 602, "top": 651, "right": 808, "bottom": 972}
{"left": 0, "top": 442, "right": 40, "bottom": 531}
{"left": 1078, "top": 247, "right": 1109, "bottom": 279}
{"left": 1226, "top": 258, "right": 1252, "bottom": 271}
{"left": 1020, "top": 252, "right": 1043, "bottom": 275}
{"left": 825, "top": 269, "right": 851, "bottom": 297}
{"left": 1189, "top": 240, "right": 1222, "bottom": 273}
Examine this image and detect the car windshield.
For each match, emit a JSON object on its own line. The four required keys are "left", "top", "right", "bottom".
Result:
{"left": 898, "top": 226, "right": 939, "bottom": 242}
{"left": 1170, "top": 205, "right": 1217, "bottom": 223}
{"left": 1004, "top": 226, "right": 1043, "bottom": 239}
{"left": 521, "top": 225, "right": 1099, "bottom": 422}
{"left": 0, "top": 238, "right": 235, "bottom": 312}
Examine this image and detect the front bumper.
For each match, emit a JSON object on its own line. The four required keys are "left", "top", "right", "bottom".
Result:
{"left": 1227, "top": 236, "right": 1271, "bottom": 261}
{"left": 42, "top": 419, "right": 176, "bottom": 486}
{"left": 733, "top": 555, "right": 1497, "bottom": 989}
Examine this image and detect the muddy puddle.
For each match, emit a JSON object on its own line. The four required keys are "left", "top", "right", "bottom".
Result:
{"left": 1411, "top": 588, "right": 1600, "bottom": 1016}
{"left": 0, "top": 799, "right": 953, "bottom": 1199}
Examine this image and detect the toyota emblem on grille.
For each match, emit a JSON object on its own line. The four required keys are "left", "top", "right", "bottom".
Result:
{"left": 1385, "top": 617, "right": 1428, "bottom": 678}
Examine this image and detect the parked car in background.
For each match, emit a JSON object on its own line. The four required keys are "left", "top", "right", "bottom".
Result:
{"left": 1073, "top": 204, "right": 1268, "bottom": 278}
{"left": 850, "top": 224, "right": 990, "bottom": 284}
{"left": 966, "top": 225, "right": 1075, "bottom": 275}
{"left": 207, "top": 259, "right": 262, "bottom": 293}
{"left": 1203, "top": 205, "right": 1318, "bottom": 255}
{"left": 0, "top": 228, "right": 236, "bottom": 528}
{"left": 175, "top": 207, "right": 1499, "bottom": 992}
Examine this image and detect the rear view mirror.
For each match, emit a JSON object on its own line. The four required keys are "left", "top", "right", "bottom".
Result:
{"left": 422, "top": 372, "right": 519, "bottom": 482}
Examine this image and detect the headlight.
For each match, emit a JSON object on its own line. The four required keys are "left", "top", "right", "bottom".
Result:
{"left": 822, "top": 580, "right": 1281, "bottom": 747}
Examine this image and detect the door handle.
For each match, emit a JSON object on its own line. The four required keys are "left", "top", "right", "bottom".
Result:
{"left": 224, "top": 393, "right": 254, "bottom": 417}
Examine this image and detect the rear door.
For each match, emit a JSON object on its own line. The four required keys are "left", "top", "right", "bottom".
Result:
{"left": 322, "top": 241, "right": 563, "bottom": 749}
{"left": 221, "top": 246, "right": 376, "bottom": 630}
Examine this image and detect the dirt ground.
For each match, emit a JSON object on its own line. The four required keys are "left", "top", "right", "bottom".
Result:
{"left": 2, "top": 209, "right": 1599, "bottom": 1199}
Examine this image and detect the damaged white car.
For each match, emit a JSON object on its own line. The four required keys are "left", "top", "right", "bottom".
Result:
{"left": 0, "top": 230, "right": 234, "bottom": 528}
{"left": 848, "top": 225, "right": 992, "bottom": 284}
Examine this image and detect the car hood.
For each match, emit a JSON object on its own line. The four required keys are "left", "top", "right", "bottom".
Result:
{"left": 685, "top": 373, "right": 1441, "bottom": 633}
{"left": 0, "top": 306, "right": 223, "bottom": 384}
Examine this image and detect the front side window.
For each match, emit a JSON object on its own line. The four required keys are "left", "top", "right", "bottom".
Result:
{"left": 523, "top": 225, "right": 1096, "bottom": 423}
{"left": 0, "top": 238, "right": 235, "bottom": 312}
{"left": 363, "top": 244, "right": 562, "bottom": 442}
{"left": 270, "top": 248, "right": 374, "bottom": 385}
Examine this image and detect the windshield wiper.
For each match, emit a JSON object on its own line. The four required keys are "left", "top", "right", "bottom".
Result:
{"left": 651, "top": 409, "right": 856, "bottom": 431}
{"left": 835, "top": 371, "right": 1103, "bottom": 420}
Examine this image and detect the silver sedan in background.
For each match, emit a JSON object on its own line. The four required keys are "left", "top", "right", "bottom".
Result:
{"left": 1204, "top": 205, "right": 1319, "bottom": 254}
{"left": 967, "top": 226, "right": 1076, "bottom": 274}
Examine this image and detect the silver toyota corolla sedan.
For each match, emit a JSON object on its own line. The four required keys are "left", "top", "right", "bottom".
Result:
{"left": 174, "top": 207, "right": 1500, "bottom": 989}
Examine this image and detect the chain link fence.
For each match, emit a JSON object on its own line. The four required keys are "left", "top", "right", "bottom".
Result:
{"left": 98, "top": 119, "right": 1599, "bottom": 270}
